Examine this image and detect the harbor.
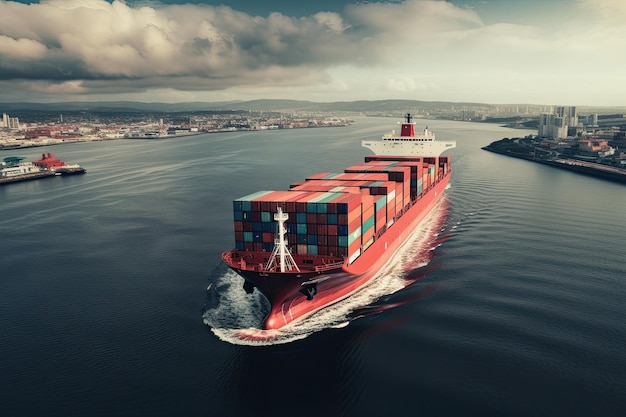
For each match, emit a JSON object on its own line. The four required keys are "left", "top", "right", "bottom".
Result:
{"left": 482, "top": 137, "right": 626, "bottom": 184}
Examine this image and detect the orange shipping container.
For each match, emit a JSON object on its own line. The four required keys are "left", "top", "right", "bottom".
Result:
{"left": 362, "top": 205, "right": 375, "bottom": 223}
{"left": 375, "top": 209, "right": 386, "bottom": 232}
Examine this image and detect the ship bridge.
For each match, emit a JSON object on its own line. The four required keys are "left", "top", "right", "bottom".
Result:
{"left": 362, "top": 113, "right": 456, "bottom": 157}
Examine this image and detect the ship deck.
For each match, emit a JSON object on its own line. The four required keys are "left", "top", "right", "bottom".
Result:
{"left": 0, "top": 171, "right": 55, "bottom": 184}
{"left": 222, "top": 250, "right": 345, "bottom": 273}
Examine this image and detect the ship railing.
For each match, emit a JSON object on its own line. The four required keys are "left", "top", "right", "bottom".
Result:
{"left": 314, "top": 260, "right": 344, "bottom": 272}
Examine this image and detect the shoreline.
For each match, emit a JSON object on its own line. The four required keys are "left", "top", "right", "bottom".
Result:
{"left": 0, "top": 123, "right": 351, "bottom": 152}
{"left": 482, "top": 143, "right": 626, "bottom": 184}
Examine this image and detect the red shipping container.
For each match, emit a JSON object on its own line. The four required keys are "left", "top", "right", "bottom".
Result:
{"left": 325, "top": 245, "right": 338, "bottom": 256}
{"left": 365, "top": 155, "right": 423, "bottom": 163}
{"left": 288, "top": 191, "right": 309, "bottom": 201}
{"left": 344, "top": 163, "right": 387, "bottom": 171}
{"left": 251, "top": 190, "right": 280, "bottom": 202}
{"left": 293, "top": 183, "right": 363, "bottom": 194}
{"left": 366, "top": 160, "right": 397, "bottom": 166}
{"left": 397, "top": 160, "right": 423, "bottom": 173}
{"left": 334, "top": 192, "right": 362, "bottom": 213}
{"left": 306, "top": 172, "right": 333, "bottom": 180}
{"left": 376, "top": 209, "right": 386, "bottom": 231}
{"left": 322, "top": 180, "right": 369, "bottom": 187}
{"left": 424, "top": 157, "right": 438, "bottom": 166}
{"left": 262, "top": 232, "right": 273, "bottom": 243}
{"left": 331, "top": 172, "right": 388, "bottom": 182}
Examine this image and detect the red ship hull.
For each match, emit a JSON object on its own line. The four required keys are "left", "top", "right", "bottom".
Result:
{"left": 222, "top": 171, "right": 450, "bottom": 330}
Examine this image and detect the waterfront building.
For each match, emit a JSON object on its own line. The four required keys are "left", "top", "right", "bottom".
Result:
{"left": 580, "top": 113, "right": 599, "bottom": 127}
{"left": 538, "top": 106, "right": 578, "bottom": 139}
{"left": 578, "top": 139, "right": 615, "bottom": 158}
{"left": 25, "top": 127, "right": 52, "bottom": 139}
{"left": 1, "top": 113, "right": 20, "bottom": 130}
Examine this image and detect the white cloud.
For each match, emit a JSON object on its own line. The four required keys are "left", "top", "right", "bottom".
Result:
{"left": 0, "top": 0, "right": 624, "bottom": 105}
{"left": 0, "top": 35, "right": 47, "bottom": 59}
{"left": 579, "top": 0, "right": 626, "bottom": 21}
{"left": 313, "top": 12, "right": 348, "bottom": 34}
{"left": 27, "top": 80, "right": 88, "bottom": 94}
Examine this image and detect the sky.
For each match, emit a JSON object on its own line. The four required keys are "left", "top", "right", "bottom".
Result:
{"left": 0, "top": 0, "right": 625, "bottom": 106}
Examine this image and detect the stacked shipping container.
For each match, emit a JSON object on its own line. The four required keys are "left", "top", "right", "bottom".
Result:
{"left": 232, "top": 157, "right": 450, "bottom": 265}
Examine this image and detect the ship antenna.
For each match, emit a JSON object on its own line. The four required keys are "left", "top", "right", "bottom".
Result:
{"left": 265, "top": 207, "right": 300, "bottom": 272}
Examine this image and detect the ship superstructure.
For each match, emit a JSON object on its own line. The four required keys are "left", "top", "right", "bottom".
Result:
{"left": 1, "top": 157, "right": 44, "bottom": 178}
{"left": 1, "top": 153, "right": 86, "bottom": 184}
{"left": 362, "top": 113, "right": 456, "bottom": 157}
{"left": 222, "top": 114, "right": 456, "bottom": 330}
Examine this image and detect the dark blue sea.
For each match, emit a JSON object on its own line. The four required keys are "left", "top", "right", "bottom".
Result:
{"left": 2, "top": 116, "right": 625, "bottom": 417}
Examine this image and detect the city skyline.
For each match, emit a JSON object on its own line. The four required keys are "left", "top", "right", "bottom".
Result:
{"left": 1, "top": 0, "right": 625, "bottom": 106}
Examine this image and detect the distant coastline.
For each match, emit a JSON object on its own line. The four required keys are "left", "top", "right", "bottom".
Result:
{"left": 0, "top": 132, "right": 203, "bottom": 152}
{"left": 0, "top": 119, "right": 351, "bottom": 152}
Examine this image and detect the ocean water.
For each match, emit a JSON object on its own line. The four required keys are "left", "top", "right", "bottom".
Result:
{"left": 1, "top": 116, "right": 625, "bottom": 417}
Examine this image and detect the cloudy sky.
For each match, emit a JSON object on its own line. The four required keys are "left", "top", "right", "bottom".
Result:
{"left": 0, "top": 0, "right": 624, "bottom": 105}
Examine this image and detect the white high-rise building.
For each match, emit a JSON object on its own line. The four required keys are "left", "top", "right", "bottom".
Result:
{"left": 538, "top": 106, "right": 578, "bottom": 139}
{"left": 8, "top": 116, "right": 20, "bottom": 129}
{"left": 1, "top": 113, "right": 19, "bottom": 129}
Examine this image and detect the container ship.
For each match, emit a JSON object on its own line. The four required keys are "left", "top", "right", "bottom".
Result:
{"left": 222, "top": 114, "right": 456, "bottom": 330}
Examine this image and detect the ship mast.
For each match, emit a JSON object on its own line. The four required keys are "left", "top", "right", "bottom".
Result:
{"left": 265, "top": 207, "right": 300, "bottom": 272}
